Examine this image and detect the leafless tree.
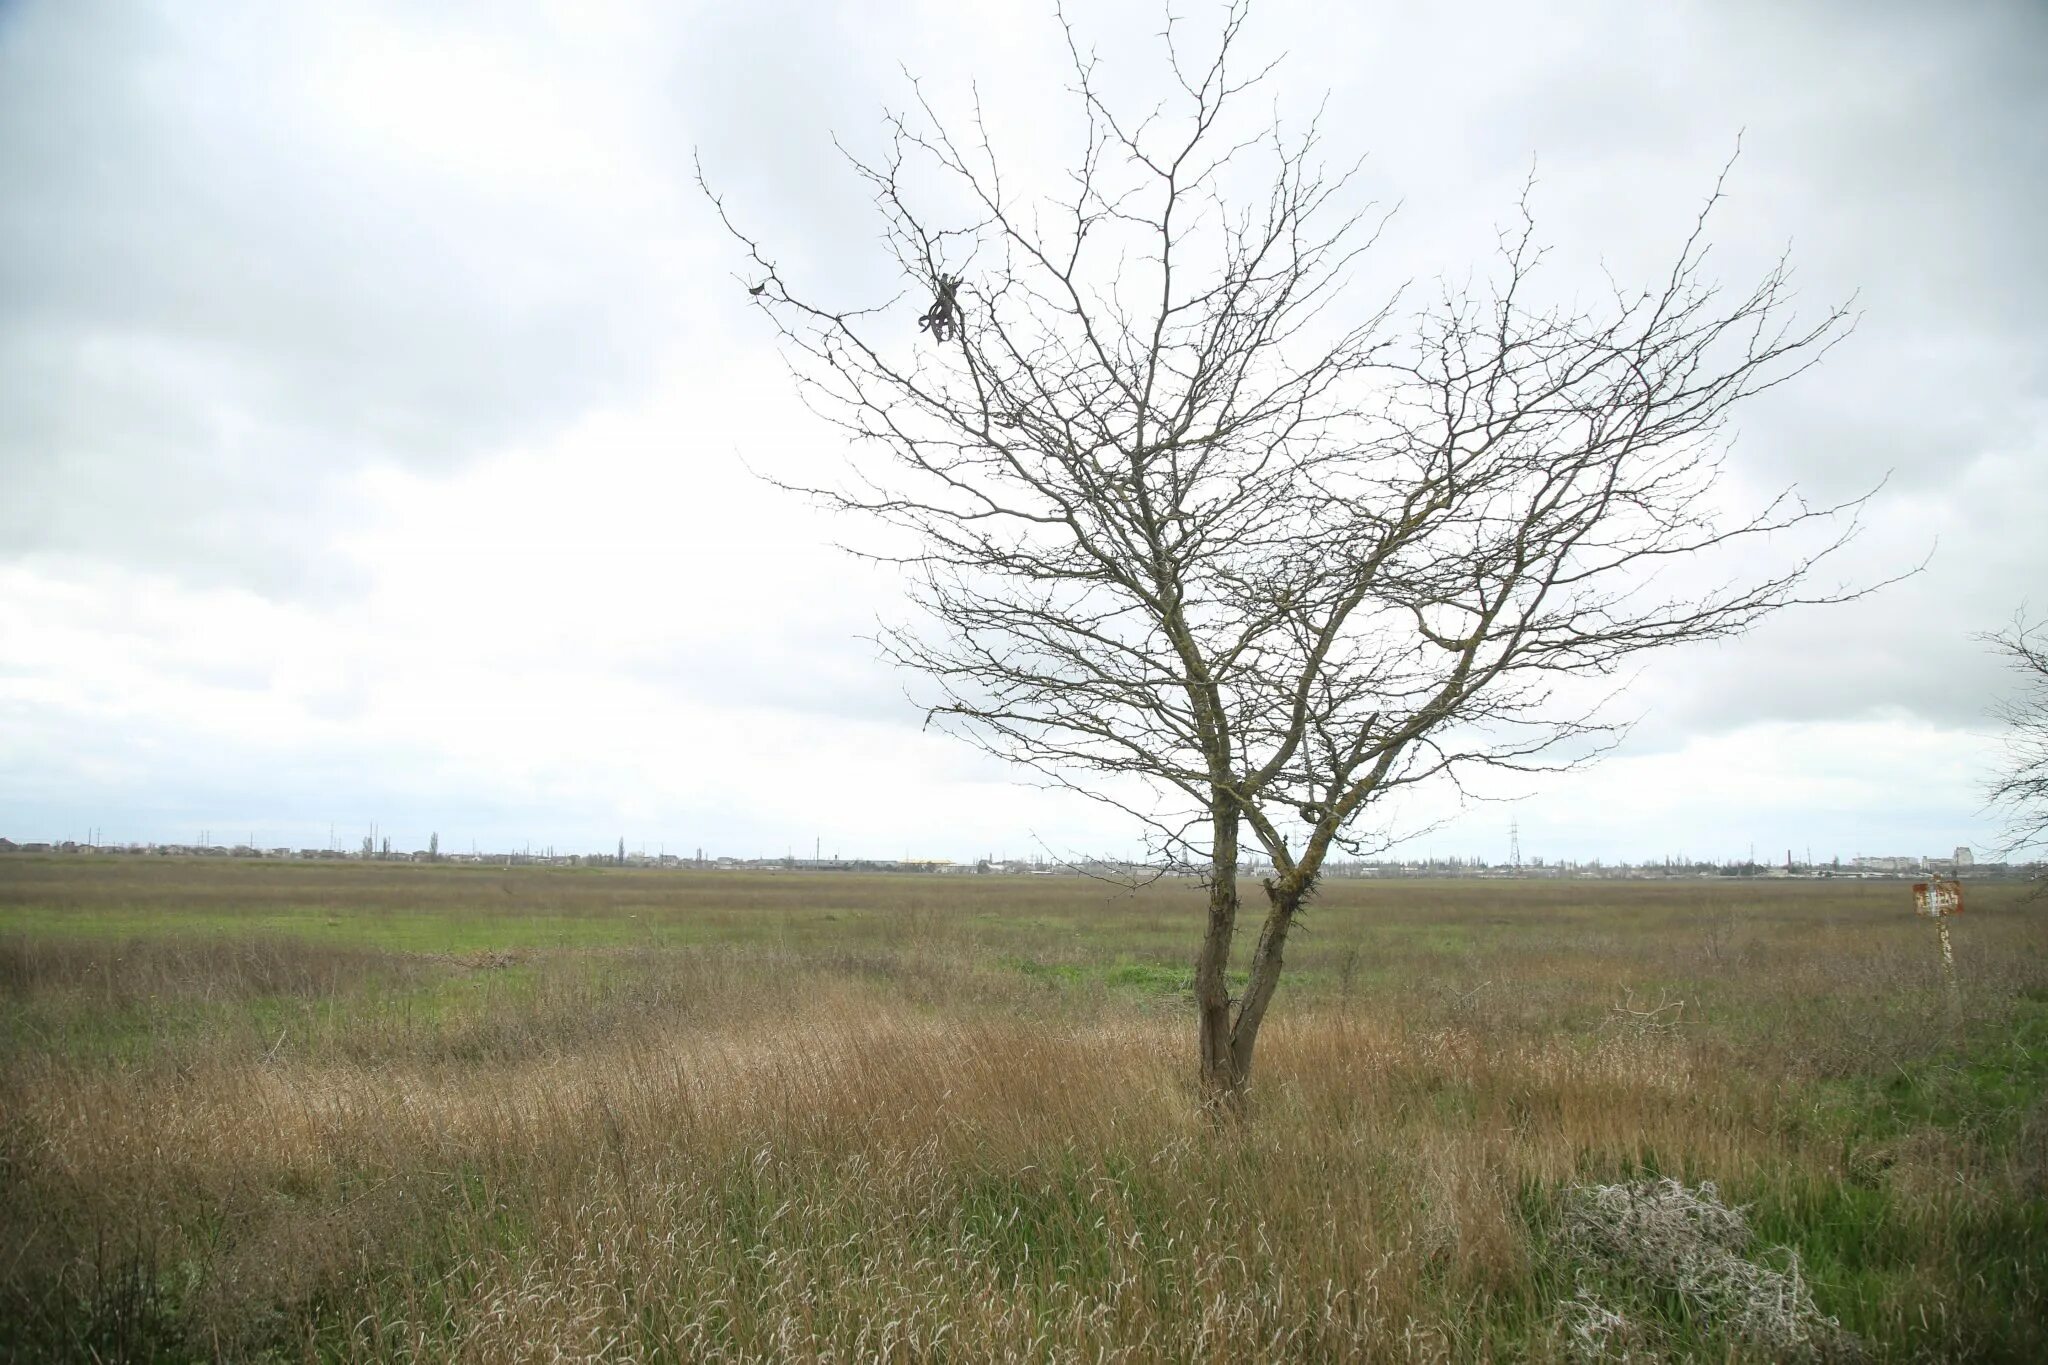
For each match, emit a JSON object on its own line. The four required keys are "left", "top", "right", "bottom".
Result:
{"left": 705, "top": 4, "right": 1874, "bottom": 1108}
{"left": 1985, "top": 615, "right": 2048, "bottom": 864}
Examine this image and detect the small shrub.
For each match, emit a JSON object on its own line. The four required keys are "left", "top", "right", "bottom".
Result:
{"left": 1559, "top": 1177, "right": 1858, "bottom": 1361}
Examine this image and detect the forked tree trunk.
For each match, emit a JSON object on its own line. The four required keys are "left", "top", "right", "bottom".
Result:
{"left": 1195, "top": 803, "right": 1313, "bottom": 1112}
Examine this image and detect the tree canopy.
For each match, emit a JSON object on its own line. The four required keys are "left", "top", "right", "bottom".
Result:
{"left": 707, "top": 3, "right": 1875, "bottom": 1102}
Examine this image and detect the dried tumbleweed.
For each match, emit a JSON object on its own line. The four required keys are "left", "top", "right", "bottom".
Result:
{"left": 1558, "top": 1178, "right": 1859, "bottom": 1361}
{"left": 1558, "top": 1281, "right": 1649, "bottom": 1363}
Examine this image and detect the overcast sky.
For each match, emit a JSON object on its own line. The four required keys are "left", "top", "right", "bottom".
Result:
{"left": 2, "top": 0, "right": 2042, "bottom": 864}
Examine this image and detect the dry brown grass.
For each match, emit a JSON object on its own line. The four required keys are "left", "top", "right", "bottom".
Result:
{"left": 2, "top": 862, "right": 2045, "bottom": 1360}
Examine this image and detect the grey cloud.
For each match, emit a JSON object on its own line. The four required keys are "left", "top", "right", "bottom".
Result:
{"left": 1622, "top": 532, "right": 2041, "bottom": 749}
{"left": 1, "top": 0, "right": 683, "bottom": 595}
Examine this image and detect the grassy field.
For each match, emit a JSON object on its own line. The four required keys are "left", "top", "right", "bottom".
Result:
{"left": 2, "top": 858, "right": 2044, "bottom": 1361}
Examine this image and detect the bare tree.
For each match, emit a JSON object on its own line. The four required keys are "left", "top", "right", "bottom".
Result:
{"left": 1985, "top": 615, "right": 2048, "bottom": 864}
{"left": 705, "top": 5, "right": 1873, "bottom": 1108}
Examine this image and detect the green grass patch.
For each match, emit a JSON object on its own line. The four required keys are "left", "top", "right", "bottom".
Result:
{"left": 0, "top": 905, "right": 699, "bottom": 953}
{"left": 1810, "top": 994, "right": 2048, "bottom": 1153}
{"left": 1008, "top": 955, "right": 1246, "bottom": 1000}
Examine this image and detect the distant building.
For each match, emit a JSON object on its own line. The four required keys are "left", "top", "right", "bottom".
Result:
{"left": 1955, "top": 846, "right": 1975, "bottom": 868}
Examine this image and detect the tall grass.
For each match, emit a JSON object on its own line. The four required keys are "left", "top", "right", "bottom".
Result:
{"left": 2, "top": 862, "right": 2044, "bottom": 1360}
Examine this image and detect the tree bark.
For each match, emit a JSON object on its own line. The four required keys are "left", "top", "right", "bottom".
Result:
{"left": 1230, "top": 878, "right": 1307, "bottom": 1083}
{"left": 1195, "top": 799, "right": 1243, "bottom": 1107}
{"left": 1197, "top": 800, "right": 1317, "bottom": 1110}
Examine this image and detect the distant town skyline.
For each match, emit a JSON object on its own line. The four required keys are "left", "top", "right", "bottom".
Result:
{"left": 0, "top": 825, "right": 2012, "bottom": 876}
{"left": 7, "top": 833, "right": 2031, "bottom": 901}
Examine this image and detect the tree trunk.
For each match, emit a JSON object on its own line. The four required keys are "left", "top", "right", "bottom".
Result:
{"left": 1194, "top": 788, "right": 1316, "bottom": 1112}
{"left": 1195, "top": 802, "right": 1243, "bottom": 1108}
{"left": 1197, "top": 859, "right": 1309, "bottom": 1113}
{"left": 1230, "top": 878, "right": 1307, "bottom": 1082}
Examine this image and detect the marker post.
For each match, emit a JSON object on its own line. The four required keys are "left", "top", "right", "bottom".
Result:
{"left": 1912, "top": 878, "right": 1964, "bottom": 1037}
